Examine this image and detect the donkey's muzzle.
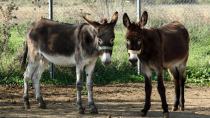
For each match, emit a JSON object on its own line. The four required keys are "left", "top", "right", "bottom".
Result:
{"left": 129, "top": 58, "right": 138, "bottom": 66}
{"left": 128, "top": 49, "right": 140, "bottom": 66}
{"left": 103, "top": 60, "right": 111, "bottom": 65}
{"left": 101, "top": 52, "right": 112, "bottom": 66}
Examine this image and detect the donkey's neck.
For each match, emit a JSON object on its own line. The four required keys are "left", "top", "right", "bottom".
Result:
{"left": 140, "top": 28, "right": 162, "bottom": 63}
{"left": 78, "top": 23, "right": 100, "bottom": 57}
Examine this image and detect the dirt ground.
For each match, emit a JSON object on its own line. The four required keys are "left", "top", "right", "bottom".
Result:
{"left": 0, "top": 83, "right": 210, "bottom": 118}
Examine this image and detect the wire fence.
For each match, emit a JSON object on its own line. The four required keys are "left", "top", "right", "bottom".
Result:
{"left": 0, "top": 0, "right": 209, "bottom": 84}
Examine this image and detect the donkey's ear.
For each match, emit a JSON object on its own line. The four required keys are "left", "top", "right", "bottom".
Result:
{"left": 139, "top": 11, "right": 148, "bottom": 27}
{"left": 100, "top": 18, "right": 108, "bottom": 24}
{"left": 83, "top": 15, "right": 101, "bottom": 28}
{"left": 110, "top": 11, "right": 118, "bottom": 26}
{"left": 123, "top": 13, "right": 131, "bottom": 28}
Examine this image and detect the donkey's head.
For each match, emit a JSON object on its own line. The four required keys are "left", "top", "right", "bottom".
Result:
{"left": 83, "top": 12, "right": 118, "bottom": 65}
{"left": 123, "top": 11, "right": 148, "bottom": 65}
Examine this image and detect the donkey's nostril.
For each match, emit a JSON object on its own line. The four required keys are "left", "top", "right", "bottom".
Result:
{"left": 103, "top": 61, "right": 111, "bottom": 66}
{"left": 129, "top": 58, "right": 138, "bottom": 65}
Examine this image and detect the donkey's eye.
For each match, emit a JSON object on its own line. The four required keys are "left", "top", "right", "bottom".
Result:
{"left": 137, "top": 41, "right": 141, "bottom": 45}
{"left": 127, "top": 40, "right": 131, "bottom": 45}
{"left": 110, "top": 38, "right": 114, "bottom": 44}
{"left": 98, "top": 38, "right": 102, "bottom": 44}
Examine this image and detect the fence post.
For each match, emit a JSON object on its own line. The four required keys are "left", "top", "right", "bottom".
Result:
{"left": 136, "top": 0, "right": 141, "bottom": 75}
{"left": 136, "top": 0, "right": 141, "bottom": 21}
{"left": 48, "top": 0, "right": 55, "bottom": 79}
{"left": 48, "top": 0, "right": 53, "bottom": 19}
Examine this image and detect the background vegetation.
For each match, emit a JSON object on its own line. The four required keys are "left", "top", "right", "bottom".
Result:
{"left": 0, "top": 0, "right": 209, "bottom": 86}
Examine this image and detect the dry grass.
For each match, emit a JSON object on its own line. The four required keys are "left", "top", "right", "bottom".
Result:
{"left": 144, "top": 4, "right": 210, "bottom": 26}
{"left": 0, "top": 2, "right": 209, "bottom": 27}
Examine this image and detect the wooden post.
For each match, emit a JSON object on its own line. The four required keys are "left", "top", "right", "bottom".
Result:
{"left": 48, "top": 0, "right": 55, "bottom": 79}
{"left": 136, "top": 0, "right": 141, "bottom": 75}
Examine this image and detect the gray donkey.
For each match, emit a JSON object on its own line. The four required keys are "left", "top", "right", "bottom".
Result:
{"left": 21, "top": 12, "right": 118, "bottom": 114}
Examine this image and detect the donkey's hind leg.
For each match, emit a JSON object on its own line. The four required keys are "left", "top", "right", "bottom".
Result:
{"left": 177, "top": 64, "right": 187, "bottom": 111}
{"left": 23, "top": 55, "right": 48, "bottom": 109}
{"left": 157, "top": 70, "right": 169, "bottom": 118}
{"left": 31, "top": 58, "right": 48, "bottom": 109}
{"left": 168, "top": 67, "right": 180, "bottom": 111}
{"left": 23, "top": 61, "right": 39, "bottom": 109}
{"left": 169, "top": 64, "right": 186, "bottom": 111}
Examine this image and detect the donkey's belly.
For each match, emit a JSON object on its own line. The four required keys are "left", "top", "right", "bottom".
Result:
{"left": 41, "top": 52, "right": 76, "bottom": 66}
{"left": 163, "top": 56, "right": 187, "bottom": 68}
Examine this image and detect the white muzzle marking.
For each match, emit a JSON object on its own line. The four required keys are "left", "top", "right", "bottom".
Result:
{"left": 101, "top": 52, "right": 111, "bottom": 64}
{"left": 128, "top": 50, "right": 141, "bottom": 60}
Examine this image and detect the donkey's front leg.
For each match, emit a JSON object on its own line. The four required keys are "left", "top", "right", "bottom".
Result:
{"left": 76, "top": 66, "right": 85, "bottom": 114}
{"left": 141, "top": 75, "right": 152, "bottom": 116}
{"left": 85, "top": 60, "right": 98, "bottom": 114}
{"left": 157, "top": 71, "right": 169, "bottom": 118}
{"left": 141, "top": 65, "right": 152, "bottom": 116}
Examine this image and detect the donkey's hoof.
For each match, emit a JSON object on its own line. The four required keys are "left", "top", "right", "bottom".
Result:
{"left": 23, "top": 96, "right": 30, "bottom": 109}
{"left": 78, "top": 107, "right": 85, "bottom": 114}
{"left": 140, "top": 109, "right": 147, "bottom": 117}
{"left": 37, "top": 96, "right": 46, "bottom": 109}
{"left": 89, "top": 103, "right": 98, "bottom": 114}
{"left": 180, "top": 106, "right": 184, "bottom": 111}
{"left": 38, "top": 103, "right": 46, "bottom": 109}
{"left": 163, "top": 112, "right": 169, "bottom": 118}
{"left": 90, "top": 107, "right": 98, "bottom": 114}
{"left": 24, "top": 102, "right": 30, "bottom": 109}
{"left": 140, "top": 112, "right": 147, "bottom": 117}
{"left": 172, "top": 106, "right": 178, "bottom": 111}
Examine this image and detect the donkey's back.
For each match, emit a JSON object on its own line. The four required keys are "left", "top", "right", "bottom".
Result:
{"left": 159, "top": 21, "right": 189, "bottom": 68}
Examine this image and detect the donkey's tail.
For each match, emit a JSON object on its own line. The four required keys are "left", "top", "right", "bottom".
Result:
{"left": 21, "top": 41, "right": 28, "bottom": 70}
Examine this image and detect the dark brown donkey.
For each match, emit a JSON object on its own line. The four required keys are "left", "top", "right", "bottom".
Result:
{"left": 21, "top": 12, "right": 118, "bottom": 114}
{"left": 123, "top": 11, "right": 189, "bottom": 118}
